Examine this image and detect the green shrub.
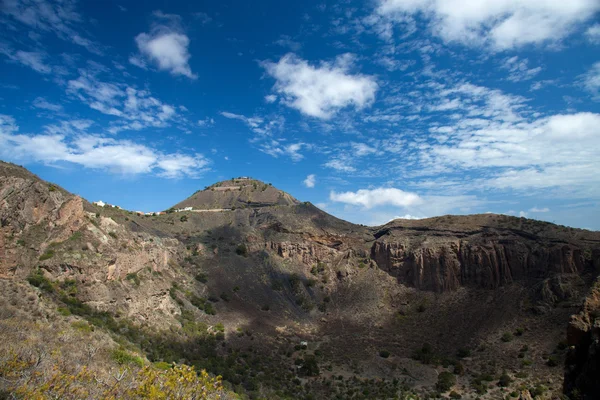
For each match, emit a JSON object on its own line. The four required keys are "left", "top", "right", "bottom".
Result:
{"left": 379, "top": 350, "right": 390, "bottom": 358}
{"left": 126, "top": 272, "right": 140, "bottom": 287}
{"left": 261, "top": 304, "right": 270, "bottom": 311}
{"left": 195, "top": 273, "right": 208, "bottom": 283}
{"left": 180, "top": 215, "right": 188, "bottom": 222}
{"left": 27, "top": 269, "right": 54, "bottom": 292}
{"left": 219, "top": 293, "right": 230, "bottom": 302}
{"left": 71, "top": 321, "right": 93, "bottom": 333}
{"left": 39, "top": 250, "right": 55, "bottom": 261}
{"left": 515, "top": 327, "right": 525, "bottom": 336}
{"left": 57, "top": 307, "right": 71, "bottom": 316}
{"left": 501, "top": 332, "right": 513, "bottom": 342}
{"left": 498, "top": 371, "right": 512, "bottom": 387}
{"left": 153, "top": 361, "right": 172, "bottom": 370}
{"left": 449, "top": 391, "right": 462, "bottom": 399}
{"left": 457, "top": 348, "right": 471, "bottom": 358}
{"left": 546, "top": 355, "right": 559, "bottom": 367}
{"left": 204, "top": 303, "right": 216, "bottom": 315}
{"left": 111, "top": 348, "right": 144, "bottom": 367}
{"left": 68, "top": 231, "right": 82, "bottom": 241}
{"left": 436, "top": 371, "right": 456, "bottom": 392}
{"left": 108, "top": 232, "right": 117, "bottom": 239}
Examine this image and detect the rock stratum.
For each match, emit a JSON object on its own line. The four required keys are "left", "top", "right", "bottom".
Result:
{"left": 1, "top": 160, "right": 599, "bottom": 399}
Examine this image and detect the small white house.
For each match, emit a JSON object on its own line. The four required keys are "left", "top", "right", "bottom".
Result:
{"left": 183, "top": 207, "right": 193, "bottom": 211}
{"left": 93, "top": 200, "right": 106, "bottom": 207}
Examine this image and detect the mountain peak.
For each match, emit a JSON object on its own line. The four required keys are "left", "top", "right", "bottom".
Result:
{"left": 172, "top": 177, "right": 299, "bottom": 210}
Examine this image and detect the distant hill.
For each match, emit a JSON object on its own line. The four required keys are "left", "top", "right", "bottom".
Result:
{"left": 171, "top": 177, "right": 299, "bottom": 210}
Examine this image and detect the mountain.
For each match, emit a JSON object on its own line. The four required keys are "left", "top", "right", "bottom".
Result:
{"left": 1, "top": 160, "right": 599, "bottom": 399}
{"left": 171, "top": 178, "right": 300, "bottom": 210}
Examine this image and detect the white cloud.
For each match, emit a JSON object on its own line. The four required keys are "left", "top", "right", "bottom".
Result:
{"left": 303, "top": 174, "right": 316, "bottom": 188}
{"left": 580, "top": 62, "right": 600, "bottom": 99}
{"left": 586, "top": 24, "right": 600, "bottom": 43}
{"left": 265, "top": 94, "right": 277, "bottom": 103}
{"left": 376, "top": 0, "right": 600, "bottom": 49}
{"left": 501, "top": 56, "right": 542, "bottom": 82}
{"left": 330, "top": 187, "right": 422, "bottom": 209}
{"left": 133, "top": 16, "right": 196, "bottom": 79}
{"left": 391, "top": 214, "right": 425, "bottom": 220}
{"left": 261, "top": 53, "right": 378, "bottom": 119}
{"left": 530, "top": 207, "right": 550, "bottom": 212}
{"left": 32, "top": 97, "right": 63, "bottom": 112}
{"left": 0, "top": 115, "right": 208, "bottom": 178}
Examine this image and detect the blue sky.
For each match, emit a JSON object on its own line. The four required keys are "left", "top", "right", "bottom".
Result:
{"left": 1, "top": 0, "right": 599, "bottom": 229}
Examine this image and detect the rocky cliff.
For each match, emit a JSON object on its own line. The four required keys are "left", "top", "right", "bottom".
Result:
{"left": 565, "top": 279, "right": 600, "bottom": 399}
{"left": 370, "top": 218, "right": 598, "bottom": 292}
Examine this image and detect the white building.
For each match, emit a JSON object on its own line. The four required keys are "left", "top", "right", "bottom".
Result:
{"left": 183, "top": 207, "right": 193, "bottom": 211}
{"left": 93, "top": 200, "right": 106, "bottom": 207}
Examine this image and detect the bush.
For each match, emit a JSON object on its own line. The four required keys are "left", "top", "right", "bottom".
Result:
{"left": 219, "top": 293, "right": 230, "bottom": 302}
{"left": 546, "top": 355, "right": 559, "bottom": 367}
{"left": 515, "top": 327, "right": 525, "bottom": 336}
{"left": 501, "top": 332, "right": 513, "bottom": 342}
{"left": 195, "top": 273, "right": 208, "bottom": 283}
{"left": 261, "top": 304, "right": 270, "bottom": 311}
{"left": 27, "top": 269, "right": 54, "bottom": 292}
{"left": 437, "top": 371, "right": 456, "bottom": 392}
{"left": 457, "top": 348, "right": 471, "bottom": 358}
{"left": 39, "top": 250, "right": 55, "bottom": 261}
{"left": 126, "top": 272, "right": 140, "bottom": 287}
{"left": 108, "top": 232, "right": 117, "bottom": 239}
{"left": 180, "top": 215, "right": 188, "bottom": 222}
{"left": 498, "top": 371, "right": 512, "bottom": 387}
{"left": 203, "top": 303, "right": 216, "bottom": 315}
{"left": 449, "top": 391, "right": 462, "bottom": 399}
{"left": 379, "top": 350, "right": 390, "bottom": 358}
{"left": 235, "top": 244, "right": 247, "bottom": 257}
{"left": 111, "top": 348, "right": 144, "bottom": 367}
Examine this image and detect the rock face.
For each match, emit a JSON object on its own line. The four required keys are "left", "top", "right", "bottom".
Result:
{"left": 565, "top": 280, "right": 600, "bottom": 399}
{"left": 370, "top": 222, "right": 594, "bottom": 292}
{"left": 371, "top": 239, "right": 587, "bottom": 292}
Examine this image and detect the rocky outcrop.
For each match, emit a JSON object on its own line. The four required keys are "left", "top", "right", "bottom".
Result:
{"left": 564, "top": 280, "right": 600, "bottom": 399}
{"left": 371, "top": 235, "right": 588, "bottom": 292}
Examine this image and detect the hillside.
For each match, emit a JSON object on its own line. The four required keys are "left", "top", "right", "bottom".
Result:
{"left": 1, "top": 160, "right": 599, "bottom": 399}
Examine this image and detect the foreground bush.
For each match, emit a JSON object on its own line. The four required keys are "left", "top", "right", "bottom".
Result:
{"left": 4, "top": 355, "right": 231, "bottom": 400}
